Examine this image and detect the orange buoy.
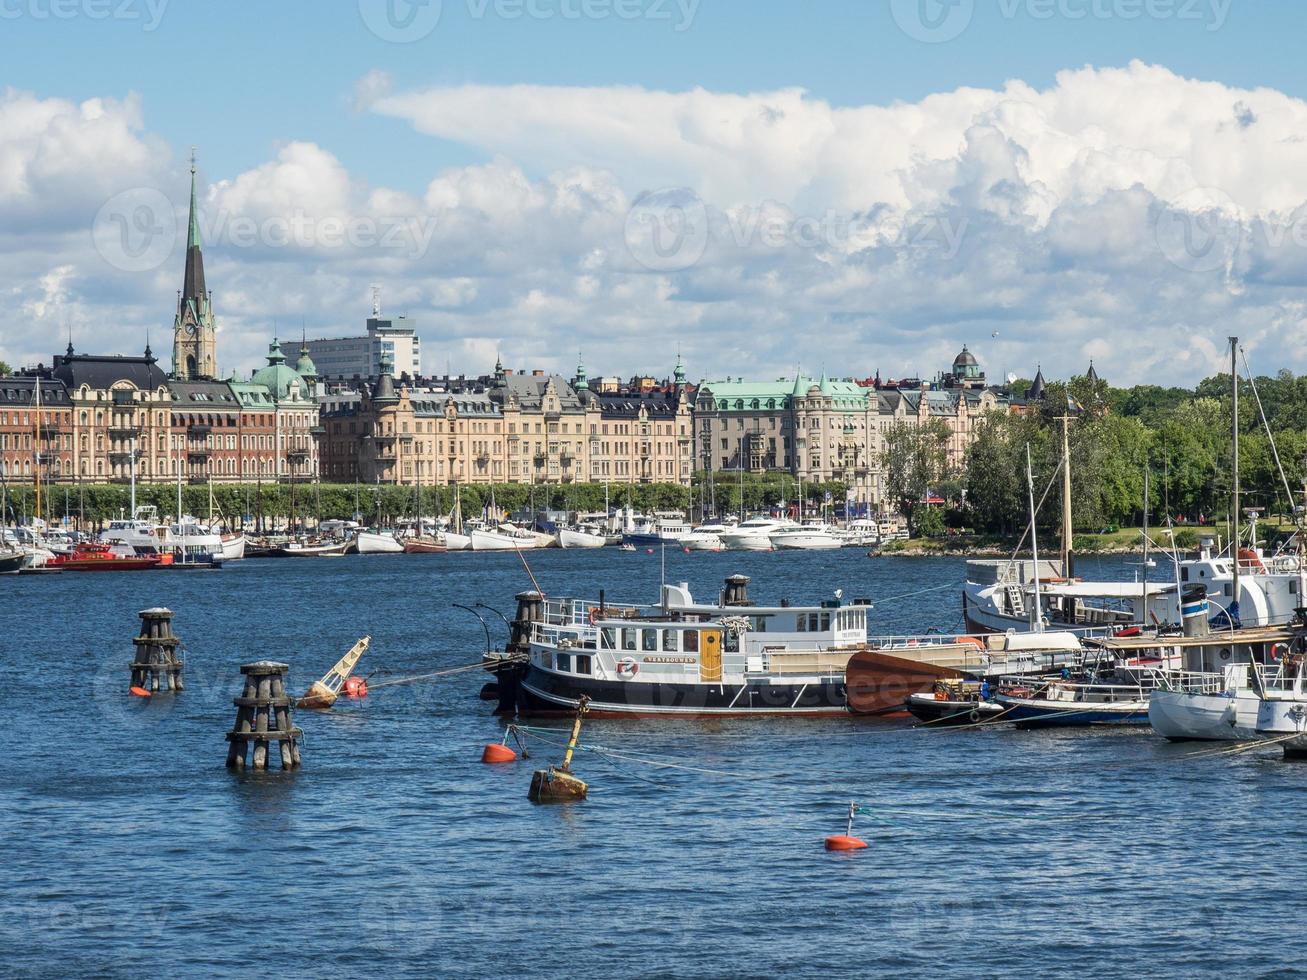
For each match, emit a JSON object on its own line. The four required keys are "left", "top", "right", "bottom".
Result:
{"left": 482, "top": 743, "right": 518, "bottom": 764}
{"left": 824, "top": 835, "right": 868, "bottom": 851}
{"left": 342, "top": 676, "right": 368, "bottom": 698}
{"left": 129, "top": 686, "right": 152, "bottom": 698}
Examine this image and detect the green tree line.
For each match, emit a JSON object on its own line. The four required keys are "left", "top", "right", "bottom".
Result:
{"left": 884, "top": 368, "right": 1307, "bottom": 537}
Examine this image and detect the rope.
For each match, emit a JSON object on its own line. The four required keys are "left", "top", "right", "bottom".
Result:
{"left": 364, "top": 661, "right": 487, "bottom": 690}
{"left": 864, "top": 582, "right": 956, "bottom": 605}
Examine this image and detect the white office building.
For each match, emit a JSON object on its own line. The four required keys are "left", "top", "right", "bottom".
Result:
{"left": 306, "top": 294, "right": 421, "bottom": 380}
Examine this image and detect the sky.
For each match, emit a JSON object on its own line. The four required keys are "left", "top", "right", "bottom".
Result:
{"left": 3, "top": 0, "right": 1307, "bottom": 386}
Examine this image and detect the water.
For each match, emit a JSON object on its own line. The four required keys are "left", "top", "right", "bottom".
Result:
{"left": 3, "top": 550, "right": 1305, "bottom": 978}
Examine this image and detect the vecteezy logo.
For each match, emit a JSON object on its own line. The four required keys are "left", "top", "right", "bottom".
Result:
{"left": 890, "top": 0, "right": 974, "bottom": 43}
{"left": 91, "top": 187, "right": 177, "bottom": 273}
{"left": 358, "top": 0, "right": 442, "bottom": 42}
{"left": 1154, "top": 187, "right": 1242, "bottom": 274}
{"left": 623, "top": 188, "right": 709, "bottom": 273}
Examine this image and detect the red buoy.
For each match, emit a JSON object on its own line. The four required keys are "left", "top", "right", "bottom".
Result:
{"left": 482, "top": 743, "right": 518, "bottom": 764}
{"left": 342, "top": 676, "right": 368, "bottom": 698}
{"left": 824, "top": 835, "right": 868, "bottom": 851}
{"left": 645, "top": 548, "right": 654, "bottom": 554}
{"left": 129, "top": 686, "right": 152, "bottom": 698}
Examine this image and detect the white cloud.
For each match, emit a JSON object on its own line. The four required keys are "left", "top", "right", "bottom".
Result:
{"left": 7, "top": 63, "right": 1307, "bottom": 387}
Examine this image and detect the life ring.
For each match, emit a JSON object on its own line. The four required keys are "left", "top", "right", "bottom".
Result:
{"left": 588, "top": 607, "right": 598, "bottom": 626}
{"left": 1271, "top": 643, "right": 1288, "bottom": 662}
{"left": 616, "top": 657, "right": 639, "bottom": 678}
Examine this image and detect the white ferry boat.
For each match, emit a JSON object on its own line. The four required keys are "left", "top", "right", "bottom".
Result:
{"left": 516, "top": 574, "right": 867, "bottom": 716}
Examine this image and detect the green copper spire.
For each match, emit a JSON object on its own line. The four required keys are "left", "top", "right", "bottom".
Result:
{"left": 575, "top": 351, "right": 588, "bottom": 391}
{"left": 674, "top": 353, "right": 686, "bottom": 386}
{"left": 187, "top": 147, "right": 201, "bottom": 251}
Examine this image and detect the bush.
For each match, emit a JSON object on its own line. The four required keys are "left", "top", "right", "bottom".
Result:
{"left": 914, "top": 507, "right": 946, "bottom": 538}
{"left": 1171, "top": 528, "right": 1198, "bottom": 550}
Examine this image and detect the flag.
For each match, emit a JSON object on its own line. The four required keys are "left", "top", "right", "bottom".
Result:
{"left": 1067, "top": 394, "right": 1083, "bottom": 414}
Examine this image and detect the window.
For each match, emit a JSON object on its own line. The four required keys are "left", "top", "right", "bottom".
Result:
{"left": 575, "top": 655, "right": 592, "bottom": 676}
{"left": 622, "top": 628, "right": 638, "bottom": 651}
{"left": 725, "top": 631, "right": 739, "bottom": 653}
{"left": 808, "top": 613, "right": 820, "bottom": 631}
{"left": 642, "top": 629, "right": 658, "bottom": 652}
{"left": 684, "top": 630, "right": 699, "bottom": 653}
{"left": 662, "top": 629, "right": 679, "bottom": 652}
{"left": 601, "top": 627, "right": 617, "bottom": 649}
{"left": 796, "top": 615, "right": 807, "bottom": 632}
{"left": 556, "top": 652, "right": 571, "bottom": 673}
{"left": 820, "top": 613, "right": 831, "bottom": 631}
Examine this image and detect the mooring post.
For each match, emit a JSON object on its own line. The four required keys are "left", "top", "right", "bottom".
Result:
{"left": 130, "top": 608, "right": 184, "bottom": 693}
{"left": 225, "top": 661, "right": 302, "bottom": 772}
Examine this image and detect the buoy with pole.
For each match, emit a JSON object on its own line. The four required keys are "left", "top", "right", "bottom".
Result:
{"left": 825, "top": 802, "right": 869, "bottom": 851}
{"left": 296, "top": 636, "right": 370, "bottom": 710}
{"left": 528, "top": 695, "right": 591, "bottom": 803}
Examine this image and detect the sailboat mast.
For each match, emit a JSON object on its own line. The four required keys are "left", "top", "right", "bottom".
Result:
{"left": 1060, "top": 413, "right": 1073, "bottom": 577}
{"left": 1026, "top": 443, "right": 1043, "bottom": 633}
{"left": 1231, "top": 335, "right": 1240, "bottom": 611}
{"left": 1142, "top": 465, "right": 1150, "bottom": 625}
{"left": 176, "top": 435, "right": 184, "bottom": 564}
{"left": 33, "top": 375, "right": 42, "bottom": 525}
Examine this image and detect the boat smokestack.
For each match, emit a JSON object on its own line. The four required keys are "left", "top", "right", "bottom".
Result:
{"left": 1182, "top": 585, "right": 1209, "bottom": 638}
{"left": 723, "top": 574, "right": 751, "bottom": 607}
{"left": 509, "top": 591, "right": 545, "bottom": 653}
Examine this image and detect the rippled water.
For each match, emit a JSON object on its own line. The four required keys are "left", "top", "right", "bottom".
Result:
{"left": 4, "top": 549, "right": 1305, "bottom": 978}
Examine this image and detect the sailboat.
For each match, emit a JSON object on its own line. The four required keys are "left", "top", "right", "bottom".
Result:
{"left": 443, "top": 485, "right": 472, "bottom": 551}
{"left": 404, "top": 464, "right": 446, "bottom": 553}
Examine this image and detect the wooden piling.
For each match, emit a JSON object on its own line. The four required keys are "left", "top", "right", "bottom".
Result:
{"left": 130, "top": 608, "right": 184, "bottom": 693}
{"left": 225, "top": 661, "right": 302, "bottom": 772}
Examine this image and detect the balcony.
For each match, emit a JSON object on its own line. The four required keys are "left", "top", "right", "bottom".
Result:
{"left": 112, "top": 390, "right": 136, "bottom": 406}
{"left": 108, "top": 426, "right": 141, "bottom": 439}
{"left": 187, "top": 448, "right": 212, "bottom": 461}
{"left": 188, "top": 424, "right": 211, "bottom": 437}
{"left": 286, "top": 450, "right": 310, "bottom": 465}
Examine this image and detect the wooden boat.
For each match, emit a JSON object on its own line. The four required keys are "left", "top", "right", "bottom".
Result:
{"left": 905, "top": 685, "right": 1006, "bottom": 726}
{"left": 51, "top": 542, "right": 162, "bottom": 572}
{"left": 0, "top": 548, "right": 26, "bottom": 574}
{"left": 271, "top": 539, "right": 351, "bottom": 558}
{"left": 993, "top": 674, "right": 1154, "bottom": 727}
{"left": 403, "top": 536, "right": 447, "bottom": 554}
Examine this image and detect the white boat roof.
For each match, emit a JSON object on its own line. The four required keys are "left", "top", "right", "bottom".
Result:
{"left": 1029, "top": 582, "right": 1175, "bottom": 598}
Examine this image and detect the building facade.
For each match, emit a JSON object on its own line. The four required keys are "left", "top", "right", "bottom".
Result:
{"left": 318, "top": 356, "right": 693, "bottom": 487}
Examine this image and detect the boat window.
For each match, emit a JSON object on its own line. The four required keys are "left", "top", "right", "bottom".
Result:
{"left": 556, "top": 653, "right": 571, "bottom": 673}
{"left": 820, "top": 613, "right": 831, "bottom": 631}
{"left": 684, "top": 630, "right": 699, "bottom": 653}
{"left": 575, "top": 655, "right": 592, "bottom": 676}
{"left": 1180, "top": 567, "right": 1189, "bottom": 582}
{"left": 796, "top": 615, "right": 806, "bottom": 632}
{"left": 724, "top": 631, "right": 739, "bottom": 653}
{"left": 663, "top": 629, "right": 679, "bottom": 651}
{"left": 601, "top": 627, "right": 617, "bottom": 649}
{"left": 622, "top": 628, "right": 638, "bottom": 651}
{"left": 541, "top": 650, "right": 553, "bottom": 669}
{"left": 809, "top": 613, "right": 820, "bottom": 631}
{"left": 752, "top": 616, "right": 767, "bottom": 633}
{"left": 642, "top": 629, "right": 658, "bottom": 652}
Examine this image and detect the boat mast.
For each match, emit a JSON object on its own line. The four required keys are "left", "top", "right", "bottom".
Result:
{"left": 1142, "top": 465, "right": 1150, "bottom": 625}
{"left": 176, "top": 435, "right": 185, "bottom": 564}
{"left": 129, "top": 434, "right": 138, "bottom": 518}
{"left": 1060, "top": 411, "right": 1073, "bottom": 578}
{"left": 1230, "top": 335, "right": 1240, "bottom": 617}
{"left": 1026, "top": 443, "right": 1043, "bottom": 633}
{"left": 33, "top": 374, "right": 41, "bottom": 526}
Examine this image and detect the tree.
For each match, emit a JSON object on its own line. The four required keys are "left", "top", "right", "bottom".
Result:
{"left": 0, "top": 361, "right": 11, "bottom": 377}
{"left": 881, "top": 418, "right": 952, "bottom": 536}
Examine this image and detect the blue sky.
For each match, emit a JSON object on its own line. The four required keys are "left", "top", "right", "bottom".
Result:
{"left": 3, "top": 1, "right": 1307, "bottom": 385}
{"left": 4, "top": 0, "right": 1289, "bottom": 190}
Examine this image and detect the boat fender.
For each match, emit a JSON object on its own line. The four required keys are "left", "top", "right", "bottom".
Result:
{"left": 343, "top": 676, "right": 368, "bottom": 698}
{"left": 129, "top": 686, "right": 152, "bottom": 698}
{"left": 969, "top": 708, "right": 981, "bottom": 723}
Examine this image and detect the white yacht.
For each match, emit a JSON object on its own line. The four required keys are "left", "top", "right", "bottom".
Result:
{"left": 719, "top": 516, "right": 796, "bottom": 551}
{"left": 101, "top": 506, "right": 177, "bottom": 557}
{"left": 171, "top": 517, "right": 223, "bottom": 562}
{"left": 769, "top": 523, "right": 843, "bottom": 550}
{"left": 622, "top": 514, "right": 691, "bottom": 547}
{"left": 842, "top": 518, "right": 881, "bottom": 548}
{"left": 681, "top": 523, "right": 727, "bottom": 552}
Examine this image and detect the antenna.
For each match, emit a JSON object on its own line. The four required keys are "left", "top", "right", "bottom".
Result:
{"left": 190, "top": 145, "right": 197, "bottom": 174}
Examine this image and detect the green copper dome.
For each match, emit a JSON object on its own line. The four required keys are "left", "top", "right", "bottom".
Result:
{"left": 251, "top": 338, "right": 311, "bottom": 401}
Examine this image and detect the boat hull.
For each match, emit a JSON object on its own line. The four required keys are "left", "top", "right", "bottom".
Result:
{"left": 519, "top": 666, "right": 846, "bottom": 717}
{"left": 721, "top": 535, "right": 774, "bottom": 551}
{"left": 558, "top": 528, "right": 607, "bottom": 549}
{"left": 1149, "top": 689, "right": 1256, "bottom": 741}
{"left": 220, "top": 534, "right": 246, "bottom": 561}
{"left": 403, "top": 538, "right": 448, "bottom": 554}
{"left": 272, "top": 541, "right": 351, "bottom": 557}
{"left": 443, "top": 532, "right": 472, "bottom": 551}
{"left": 770, "top": 534, "right": 843, "bottom": 550}
{"left": 1255, "top": 700, "right": 1307, "bottom": 756}
{"left": 844, "top": 650, "right": 966, "bottom": 716}
{"left": 0, "top": 551, "right": 26, "bottom": 574}
{"left": 356, "top": 531, "right": 404, "bottom": 555}
{"left": 996, "top": 696, "right": 1150, "bottom": 727}
{"left": 471, "top": 529, "right": 539, "bottom": 551}
{"left": 905, "top": 694, "right": 1004, "bottom": 726}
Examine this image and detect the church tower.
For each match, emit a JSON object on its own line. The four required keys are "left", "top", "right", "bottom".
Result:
{"left": 172, "top": 149, "right": 217, "bottom": 380}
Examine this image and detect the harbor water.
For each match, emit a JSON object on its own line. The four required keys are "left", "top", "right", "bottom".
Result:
{"left": 4, "top": 550, "right": 1306, "bottom": 978}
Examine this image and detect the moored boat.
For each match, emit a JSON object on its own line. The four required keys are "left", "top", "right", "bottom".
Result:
{"left": 357, "top": 529, "right": 405, "bottom": 554}
{"left": 220, "top": 533, "right": 246, "bottom": 561}
{"left": 502, "top": 575, "right": 864, "bottom": 717}
{"left": 272, "top": 539, "right": 351, "bottom": 558}
{"left": 905, "top": 684, "right": 1006, "bottom": 726}
{"left": 403, "top": 536, "right": 448, "bottom": 554}
{"left": 471, "top": 526, "right": 540, "bottom": 551}
{"left": 558, "top": 526, "right": 607, "bottom": 549}
{"left": 51, "top": 542, "right": 162, "bottom": 571}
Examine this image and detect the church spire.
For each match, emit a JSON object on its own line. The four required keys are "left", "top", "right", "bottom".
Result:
{"left": 182, "top": 147, "right": 206, "bottom": 302}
